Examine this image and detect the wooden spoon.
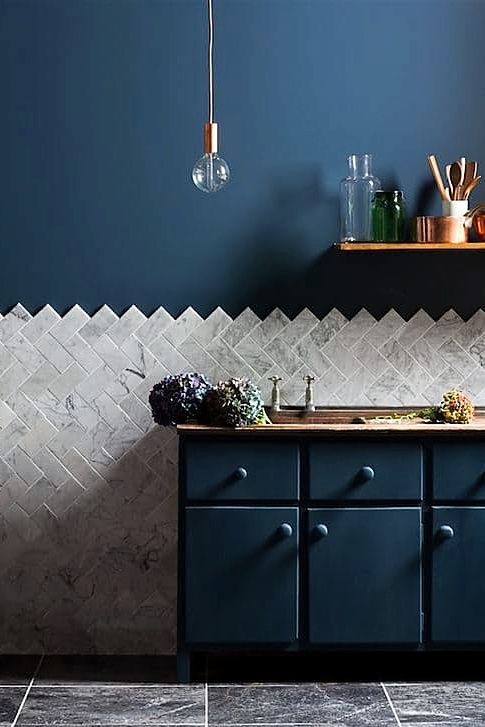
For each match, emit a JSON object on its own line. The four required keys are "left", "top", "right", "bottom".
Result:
{"left": 450, "top": 161, "right": 465, "bottom": 200}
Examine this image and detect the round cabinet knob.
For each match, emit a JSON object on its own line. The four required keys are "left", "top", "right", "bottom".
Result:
{"left": 235, "top": 467, "right": 248, "bottom": 480}
{"left": 314, "top": 523, "right": 329, "bottom": 539}
{"left": 438, "top": 525, "right": 455, "bottom": 540}
{"left": 360, "top": 466, "right": 375, "bottom": 482}
{"left": 278, "top": 523, "right": 293, "bottom": 538}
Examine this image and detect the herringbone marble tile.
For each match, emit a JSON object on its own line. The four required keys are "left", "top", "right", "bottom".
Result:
{"left": 0, "top": 303, "right": 483, "bottom": 654}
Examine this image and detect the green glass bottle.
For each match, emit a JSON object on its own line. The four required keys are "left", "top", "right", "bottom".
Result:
{"left": 371, "top": 191, "right": 406, "bottom": 242}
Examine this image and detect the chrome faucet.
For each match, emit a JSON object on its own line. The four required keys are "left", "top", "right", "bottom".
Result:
{"left": 304, "top": 375, "right": 316, "bottom": 412}
{"left": 268, "top": 376, "right": 282, "bottom": 411}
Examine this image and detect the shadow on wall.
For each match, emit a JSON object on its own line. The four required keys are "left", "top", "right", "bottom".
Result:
{"left": 224, "top": 166, "right": 338, "bottom": 316}
{"left": 0, "top": 426, "right": 178, "bottom": 655}
{"left": 223, "top": 169, "right": 483, "bottom": 320}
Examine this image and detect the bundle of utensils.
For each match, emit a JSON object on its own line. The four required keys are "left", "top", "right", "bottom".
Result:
{"left": 428, "top": 154, "right": 481, "bottom": 201}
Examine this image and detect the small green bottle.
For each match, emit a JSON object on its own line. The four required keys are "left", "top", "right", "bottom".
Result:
{"left": 371, "top": 191, "right": 406, "bottom": 242}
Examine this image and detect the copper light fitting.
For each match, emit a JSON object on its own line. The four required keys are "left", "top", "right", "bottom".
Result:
{"left": 204, "top": 122, "right": 218, "bottom": 154}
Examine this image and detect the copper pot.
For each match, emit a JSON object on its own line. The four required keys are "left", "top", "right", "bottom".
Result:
{"left": 473, "top": 213, "right": 485, "bottom": 240}
{"left": 413, "top": 216, "right": 468, "bottom": 243}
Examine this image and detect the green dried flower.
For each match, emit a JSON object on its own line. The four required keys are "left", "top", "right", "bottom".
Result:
{"left": 439, "top": 389, "right": 474, "bottom": 424}
{"left": 369, "top": 389, "right": 474, "bottom": 424}
{"left": 203, "top": 377, "right": 270, "bottom": 427}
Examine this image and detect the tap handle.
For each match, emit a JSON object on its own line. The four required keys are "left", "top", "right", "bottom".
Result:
{"left": 303, "top": 374, "right": 316, "bottom": 411}
{"left": 268, "top": 376, "right": 282, "bottom": 411}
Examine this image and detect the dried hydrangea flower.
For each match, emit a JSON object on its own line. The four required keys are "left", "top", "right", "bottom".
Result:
{"left": 149, "top": 372, "right": 213, "bottom": 426}
{"left": 439, "top": 389, "right": 474, "bottom": 424}
{"left": 203, "top": 377, "right": 270, "bottom": 427}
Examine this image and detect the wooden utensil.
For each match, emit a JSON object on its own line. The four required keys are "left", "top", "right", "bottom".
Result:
{"left": 427, "top": 155, "right": 449, "bottom": 201}
{"left": 445, "top": 163, "right": 453, "bottom": 198}
{"left": 458, "top": 157, "right": 468, "bottom": 199}
{"left": 464, "top": 160, "right": 478, "bottom": 189}
{"left": 450, "top": 161, "right": 465, "bottom": 200}
{"left": 463, "top": 175, "right": 482, "bottom": 200}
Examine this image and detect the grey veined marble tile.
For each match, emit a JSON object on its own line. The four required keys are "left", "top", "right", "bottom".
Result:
{"left": 208, "top": 683, "right": 396, "bottom": 725}
{"left": 18, "top": 686, "right": 206, "bottom": 726}
{"left": 385, "top": 682, "right": 485, "bottom": 725}
{"left": 0, "top": 688, "right": 25, "bottom": 725}
{"left": 222, "top": 308, "right": 260, "bottom": 348}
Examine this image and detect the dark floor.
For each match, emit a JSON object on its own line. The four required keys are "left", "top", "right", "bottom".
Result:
{"left": 2, "top": 654, "right": 485, "bottom": 726}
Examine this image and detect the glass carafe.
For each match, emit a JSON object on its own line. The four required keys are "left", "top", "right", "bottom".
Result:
{"left": 340, "top": 154, "right": 381, "bottom": 241}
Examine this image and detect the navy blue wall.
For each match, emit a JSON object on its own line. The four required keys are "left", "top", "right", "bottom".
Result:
{"left": 0, "top": 0, "right": 484, "bottom": 318}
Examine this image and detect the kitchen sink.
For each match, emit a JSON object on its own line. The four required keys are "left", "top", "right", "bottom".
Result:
{"left": 266, "top": 406, "right": 485, "bottom": 425}
{"left": 266, "top": 406, "right": 424, "bottom": 425}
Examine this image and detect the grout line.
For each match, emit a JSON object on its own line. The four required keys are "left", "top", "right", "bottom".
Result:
{"left": 25, "top": 683, "right": 202, "bottom": 688}
{"left": 205, "top": 683, "right": 303, "bottom": 688}
{"left": 11, "top": 655, "right": 44, "bottom": 727}
{"left": 381, "top": 682, "right": 402, "bottom": 727}
{"left": 0, "top": 686, "right": 33, "bottom": 689}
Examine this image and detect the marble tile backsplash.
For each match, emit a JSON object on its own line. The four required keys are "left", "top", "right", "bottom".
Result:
{"left": 1, "top": 303, "right": 485, "bottom": 653}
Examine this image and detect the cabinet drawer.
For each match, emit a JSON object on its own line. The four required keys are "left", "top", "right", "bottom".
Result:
{"left": 184, "top": 439, "right": 299, "bottom": 500}
{"left": 309, "top": 442, "right": 422, "bottom": 501}
{"left": 433, "top": 443, "right": 485, "bottom": 500}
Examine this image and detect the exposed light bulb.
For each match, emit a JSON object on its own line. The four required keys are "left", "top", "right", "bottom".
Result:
{"left": 192, "top": 122, "right": 230, "bottom": 193}
{"left": 192, "top": 152, "right": 230, "bottom": 193}
{"left": 192, "top": 1, "right": 231, "bottom": 193}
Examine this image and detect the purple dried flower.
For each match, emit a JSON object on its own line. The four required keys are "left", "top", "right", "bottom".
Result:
{"left": 149, "top": 372, "right": 213, "bottom": 426}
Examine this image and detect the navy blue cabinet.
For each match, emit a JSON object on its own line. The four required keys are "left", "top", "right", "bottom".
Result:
{"left": 178, "top": 433, "right": 485, "bottom": 681}
{"left": 308, "top": 507, "right": 422, "bottom": 644}
{"left": 184, "top": 507, "right": 299, "bottom": 644}
{"left": 432, "top": 506, "right": 485, "bottom": 643}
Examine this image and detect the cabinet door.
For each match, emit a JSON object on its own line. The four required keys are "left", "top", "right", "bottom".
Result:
{"left": 432, "top": 507, "right": 485, "bottom": 643}
{"left": 308, "top": 508, "right": 422, "bottom": 644}
{"left": 184, "top": 507, "right": 299, "bottom": 644}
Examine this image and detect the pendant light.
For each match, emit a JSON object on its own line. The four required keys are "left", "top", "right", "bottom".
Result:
{"left": 192, "top": 0, "right": 230, "bottom": 193}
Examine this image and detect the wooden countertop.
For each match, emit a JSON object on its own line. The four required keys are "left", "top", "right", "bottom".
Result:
{"left": 178, "top": 420, "right": 485, "bottom": 437}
